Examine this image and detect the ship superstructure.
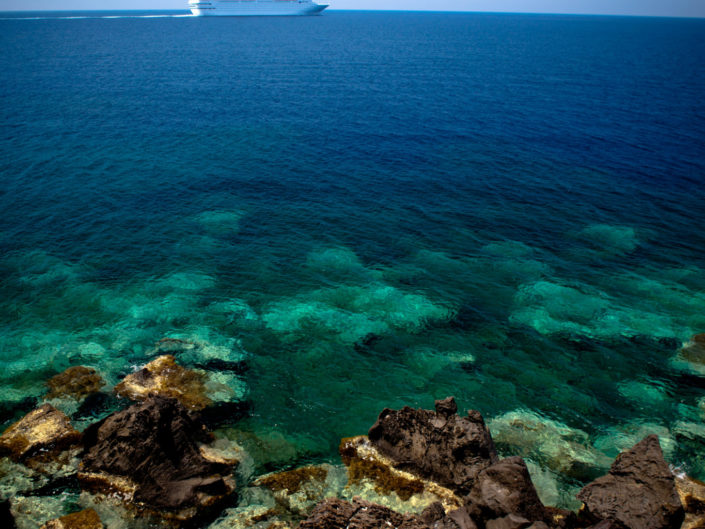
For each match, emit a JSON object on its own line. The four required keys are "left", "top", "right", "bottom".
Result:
{"left": 189, "top": 0, "right": 328, "bottom": 16}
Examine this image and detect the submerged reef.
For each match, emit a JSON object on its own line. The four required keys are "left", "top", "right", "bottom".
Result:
{"left": 1, "top": 368, "right": 704, "bottom": 529}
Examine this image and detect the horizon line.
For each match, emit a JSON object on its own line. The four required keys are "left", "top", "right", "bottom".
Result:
{"left": 1, "top": 8, "right": 704, "bottom": 19}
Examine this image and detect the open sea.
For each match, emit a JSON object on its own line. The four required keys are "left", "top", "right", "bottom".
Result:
{"left": 1, "top": 9, "right": 705, "bottom": 511}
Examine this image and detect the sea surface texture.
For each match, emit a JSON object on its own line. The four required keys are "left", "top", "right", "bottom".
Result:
{"left": 1, "top": 9, "right": 705, "bottom": 508}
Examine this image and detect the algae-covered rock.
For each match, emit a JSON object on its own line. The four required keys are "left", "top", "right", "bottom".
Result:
{"left": 46, "top": 367, "right": 104, "bottom": 401}
{"left": 680, "top": 334, "right": 705, "bottom": 366}
{"left": 40, "top": 509, "right": 103, "bottom": 529}
{"left": 339, "top": 435, "right": 462, "bottom": 514}
{"left": 367, "top": 397, "right": 498, "bottom": 495}
{"left": 114, "top": 355, "right": 211, "bottom": 410}
{"left": 0, "top": 404, "right": 81, "bottom": 462}
{"left": 577, "top": 435, "right": 683, "bottom": 529}
{"left": 207, "top": 504, "right": 288, "bottom": 529}
{"left": 10, "top": 494, "right": 79, "bottom": 529}
{"left": 80, "top": 396, "right": 235, "bottom": 520}
{"left": 253, "top": 464, "right": 346, "bottom": 516}
{"left": 675, "top": 474, "right": 705, "bottom": 529}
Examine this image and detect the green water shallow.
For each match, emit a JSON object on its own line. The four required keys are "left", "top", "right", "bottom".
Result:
{"left": 2, "top": 232, "right": 703, "bottom": 493}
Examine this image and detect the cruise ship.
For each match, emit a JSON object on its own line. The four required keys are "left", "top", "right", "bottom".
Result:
{"left": 189, "top": 0, "right": 328, "bottom": 16}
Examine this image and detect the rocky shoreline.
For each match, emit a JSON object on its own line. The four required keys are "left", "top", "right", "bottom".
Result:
{"left": 1, "top": 343, "right": 704, "bottom": 529}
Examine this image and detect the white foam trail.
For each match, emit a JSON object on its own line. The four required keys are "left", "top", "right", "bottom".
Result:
{"left": 0, "top": 14, "right": 195, "bottom": 20}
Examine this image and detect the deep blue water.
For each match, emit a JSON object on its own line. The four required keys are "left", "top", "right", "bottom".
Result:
{"left": 1, "top": 9, "right": 705, "bottom": 501}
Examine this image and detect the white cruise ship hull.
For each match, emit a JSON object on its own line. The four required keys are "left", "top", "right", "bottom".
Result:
{"left": 190, "top": 0, "right": 328, "bottom": 16}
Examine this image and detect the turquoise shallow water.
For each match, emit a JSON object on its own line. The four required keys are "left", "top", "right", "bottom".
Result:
{"left": 0, "top": 10, "right": 704, "bottom": 499}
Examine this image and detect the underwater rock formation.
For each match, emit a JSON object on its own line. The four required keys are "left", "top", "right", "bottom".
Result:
{"left": 367, "top": 397, "right": 498, "bottom": 495}
{"left": 39, "top": 509, "right": 103, "bottom": 529}
{"left": 114, "top": 355, "right": 212, "bottom": 410}
{"left": 0, "top": 404, "right": 81, "bottom": 462}
{"left": 488, "top": 410, "right": 610, "bottom": 480}
{"left": 45, "top": 367, "right": 104, "bottom": 401}
{"left": 576, "top": 435, "right": 683, "bottom": 529}
{"left": 680, "top": 334, "right": 705, "bottom": 366}
{"left": 79, "top": 396, "right": 236, "bottom": 520}
{"left": 253, "top": 463, "right": 346, "bottom": 516}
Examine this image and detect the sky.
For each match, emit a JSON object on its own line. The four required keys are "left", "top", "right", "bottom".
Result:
{"left": 1, "top": 0, "right": 704, "bottom": 17}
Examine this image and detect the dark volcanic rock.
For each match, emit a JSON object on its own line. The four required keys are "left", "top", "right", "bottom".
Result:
{"left": 298, "top": 498, "right": 355, "bottom": 529}
{"left": 299, "top": 498, "right": 481, "bottom": 529}
{"left": 576, "top": 435, "right": 684, "bottom": 529}
{"left": 367, "top": 397, "right": 498, "bottom": 494}
{"left": 584, "top": 521, "right": 628, "bottom": 529}
{"left": 420, "top": 503, "right": 478, "bottom": 529}
{"left": 346, "top": 501, "right": 427, "bottom": 529}
{"left": 445, "top": 508, "right": 479, "bottom": 529}
{"left": 485, "top": 514, "right": 533, "bottom": 529}
{"left": 465, "top": 456, "right": 547, "bottom": 524}
{"left": 80, "top": 396, "right": 235, "bottom": 514}
{"left": 436, "top": 396, "right": 459, "bottom": 417}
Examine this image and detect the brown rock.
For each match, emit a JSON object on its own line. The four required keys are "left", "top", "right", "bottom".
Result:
{"left": 436, "top": 396, "right": 459, "bottom": 418}
{"left": 485, "top": 514, "right": 532, "bottom": 529}
{"left": 300, "top": 497, "right": 483, "bottom": 529}
{"left": 584, "top": 521, "right": 628, "bottom": 529}
{"left": 80, "top": 396, "right": 235, "bottom": 516}
{"left": 0, "top": 404, "right": 81, "bottom": 462}
{"left": 420, "top": 502, "right": 447, "bottom": 523}
{"left": 114, "top": 355, "right": 211, "bottom": 410}
{"left": 526, "top": 523, "right": 550, "bottom": 529}
{"left": 367, "top": 397, "right": 498, "bottom": 494}
{"left": 465, "top": 456, "right": 547, "bottom": 524}
{"left": 576, "top": 435, "right": 684, "bottom": 529}
{"left": 544, "top": 506, "right": 578, "bottom": 529}
{"left": 46, "top": 366, "right": 103, "bottom": 400}
{"left": 419, "top": 503, "right": 479, "bottom": 529}
{"left": 676, "top": 474, "right": 705, "bottom": 529}
{"left": 298, "top": 498, "right": 426, "bottom": 529}
{"left": 39, "top": 508, "right": 103, "bottom": 529}
{"left": 347, "top": 500, "right": 425, "bottom": 529}
{"left": 445, "top": 508, "right": 479, "bottom": 529}
{"left": 298, "top": 498, "right": 355, "bottom": 529}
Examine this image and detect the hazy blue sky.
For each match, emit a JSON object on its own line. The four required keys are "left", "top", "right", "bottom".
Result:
{"left": 1, "top": 0, "right": 704, "bottom": 17}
